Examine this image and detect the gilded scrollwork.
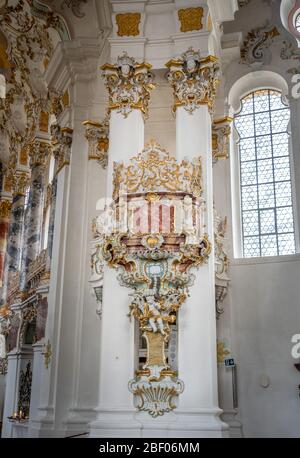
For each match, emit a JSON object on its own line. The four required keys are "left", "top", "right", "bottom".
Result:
{"left": 101, "top": 52, "right": 155, "bottom": 119}
{"left": 0, "top": 0, "right": 57, "bottom": 194}
{"left": 29, "top": 139, "right": 52, "bottom": 169}
{"left": 177, "top": 7, "right": 204, "bottom": 33}
{"left": 113, "top": 140, "right": 202, "bottom": 200}
{"left": 116, "top": 12, "right": 141, "bottom": 37}
{"left": 93, "top": 139, "right": 211, "bottom": 417}
{"left": 84, "top": 119, "right": 109, "bottom": 170}
{"left": 214, "top": 210, "right": 230, "bottom": 319}
{"left": 0, "top": 198, "right": 12, "bottom": 219}
{"left": 240, "top": 23, "right": 280, "bottom": 66}
{"left": 212, "top": 117, "right": 233, "bottom": 164}
{"left": 13, "top": 171, "right": 30, "bottom": 197}
{"left": 166, "top": 48, "right": 221, "bottom": 114}
{"left": 51, "top": 124, "right": 73, "bottom": 175}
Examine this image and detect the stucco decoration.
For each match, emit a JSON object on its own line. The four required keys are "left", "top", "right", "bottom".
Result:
{"left": 166, "top": 48, "right": 221, "bottom": 114}
{"left": 101, "top": 53, "right": 155, "bottom": 119}
{"left": 61, "top": 0, "right": 87, "bottom": 18}
{"left": 212, "top": 117, "right": 233, "bottom": 164}
{"left": 84, "top": 119, "right": 109, "bottom": 169}
{"left": 116, "top": 12, "right": 141, "bottom": 37}
{"left": 240, "top": 23, "right": 281, "bottom": 66}
{"left": 177, "top": 7, "right": 204, "bottom": 33}
{"left": 94, "top": 141, "right": 211, "bottom": 417}
{"left": 214, "top": 210, "right": 230, "bottom": 319}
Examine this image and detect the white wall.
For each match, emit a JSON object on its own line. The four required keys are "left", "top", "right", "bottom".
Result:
{"left": 0, "top": 374, "right": 5, "bottom": 428}
{"left": 229, "top": 256, "right": 300, "bottom": 438}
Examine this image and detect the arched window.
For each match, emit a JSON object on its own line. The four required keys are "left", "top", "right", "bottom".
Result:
{"left": 296, "top": 12, "right": 300, "bottom": 32}
{"left": 234, "top": 89, "right": 296, "bottom": 258}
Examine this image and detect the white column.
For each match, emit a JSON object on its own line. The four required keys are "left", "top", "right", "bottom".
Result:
{"left": 1, "top": 349, "right": 33, "bottom": 438}
{"left": 1, "top": 352, "right": 19, "bottom": 437}
{"left": 90, "top": 109, "right": 144, "bottom": 438}
{"left": 107, "top": 110, "right": 144, "bottom": 198}
{"left": 165, "top": 49, "right": 228, "bottom": 434}
{"left": 173, "top": 106, "right": 227, "bottom": 436}
{"left": 27, "top": 342, "right": 44, "bottom": 437}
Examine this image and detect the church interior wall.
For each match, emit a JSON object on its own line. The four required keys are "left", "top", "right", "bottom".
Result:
{"left": 0, "top": 0, "right": 299, "bottom": 439}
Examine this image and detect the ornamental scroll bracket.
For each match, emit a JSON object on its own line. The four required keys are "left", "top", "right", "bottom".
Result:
{"left": 94, "top": 141, "right": 211, "bottom": 417}
{"left": 212, "top": 117, "right": 233, "bottom": 165}
{"left": 83, "top": 119, "right": 109, "bottom": 170}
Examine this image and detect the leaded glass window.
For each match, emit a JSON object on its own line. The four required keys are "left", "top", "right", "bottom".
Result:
{"left": 296, "top": 13, "right": 300, "bottom": 33}
{"left": 235, "top": 89, "right": 296, "bottom": 258}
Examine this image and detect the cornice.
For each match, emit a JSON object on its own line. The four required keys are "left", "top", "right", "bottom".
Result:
{"left": 44, "top": 37, "right": 105, "bottom": 92}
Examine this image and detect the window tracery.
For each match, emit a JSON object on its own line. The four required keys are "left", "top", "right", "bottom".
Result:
{"left": 235, "top": 89, "right": 296, "bottom": 258}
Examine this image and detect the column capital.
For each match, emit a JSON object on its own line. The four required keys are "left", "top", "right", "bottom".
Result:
{"left": 166, "top": 48, "right": 221, "bottom": 114}
{"left": 2, "top": 166, "right": 14, "bottom": 196}
{"left": 13, "top": 171, "right": 31, "bottom": 197}
{"left": 29, "top": 139, "right": 52, "bottom": 169}
{"left": 212, "top": 117, "right": 233, "bottom": 164}
{"left": 83, "top": 119, "right": 109, "bottom": 169}
{"left": 51, "top": 124, "right": 73, "bottom": 175}
{"left": 101, "top": 52, "right": 156, "bottom": 119}
{"left": 49, "top": 89, "right": 65, "bottom": 120}
{"left": 0, "top": 198, "right": 12, "bottom": 219}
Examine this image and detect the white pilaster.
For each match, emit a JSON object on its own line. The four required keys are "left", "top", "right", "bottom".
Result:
{"left": 30, "top": 38, "right": 105, "bottom": 438}
{"left": 2, "top": 349, "right": 33, "bottom": 438}
{"left": 90, "top": 109, "right": 144, "bottom": 438}
{"left": 27, "top": 341, "right": 44, "bottom": 437}
{"left": 170, "top": 106, "right": 228, "bottom": 437}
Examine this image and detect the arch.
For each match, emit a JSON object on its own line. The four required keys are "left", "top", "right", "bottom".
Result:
{"left": 280, "top": 0, "right": 300, "bottom": 43}
{"left": 228, "top": 70, "right": 289, "bottom": 113}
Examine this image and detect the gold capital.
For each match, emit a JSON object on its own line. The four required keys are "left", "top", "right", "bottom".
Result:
{"left": 101, "top": 52, "right": 155, "bottom": 119}
{"left": 166, "top": 48, "right": 221, "bottom": 114}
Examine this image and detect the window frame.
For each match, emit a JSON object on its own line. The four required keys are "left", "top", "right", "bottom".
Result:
{"left": 232, "top": 87, "right": 298, "bottom": 259}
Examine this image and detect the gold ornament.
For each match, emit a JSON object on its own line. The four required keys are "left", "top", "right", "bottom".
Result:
{"left": 217, "top": 340, "right": 230, "bottom": 364}
{"left": 166, "top": 48, "right": 221, "bottom": 114}
{"left": 0, "top": 199, "right": 12, "bottom": 219}
{"left": 178, "top": 7, "right": 204, "bottom": 33}
{"left": 212, "top": 117, "right": 233, "bottom": 163}
{"left": 101, "top": 52, "right": 155, "bottom": 119}
{"left": 19, "top": 147, "right": 29, "bottom": 166}
{"left": 51, "top": 125, "right": 73, "bottom": 175}
{"left": 14, "top": 172, "right": 30, "bottom": 197}
{"left": 3, "top": 168, "right": 14, "bottom": 194}
{"left": 29, "top": 139, "right": 52, "bottom": 168}
{"left": 116, "top": 12, "right": 141, "bottom": 37}
{"left": 83, "top": 119, "right": 109, "bottom": 169}
{"left": 62, "top": 90, "right": 70, "bottom": 108}
{"left": 113, "top": 140, "right": 202, "bottom": 200}
{"left": 43, "top": 340, "right": 52, "bottom": 369}
{"left": 39, "top": 111, "right": 49, "bottom": 133}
